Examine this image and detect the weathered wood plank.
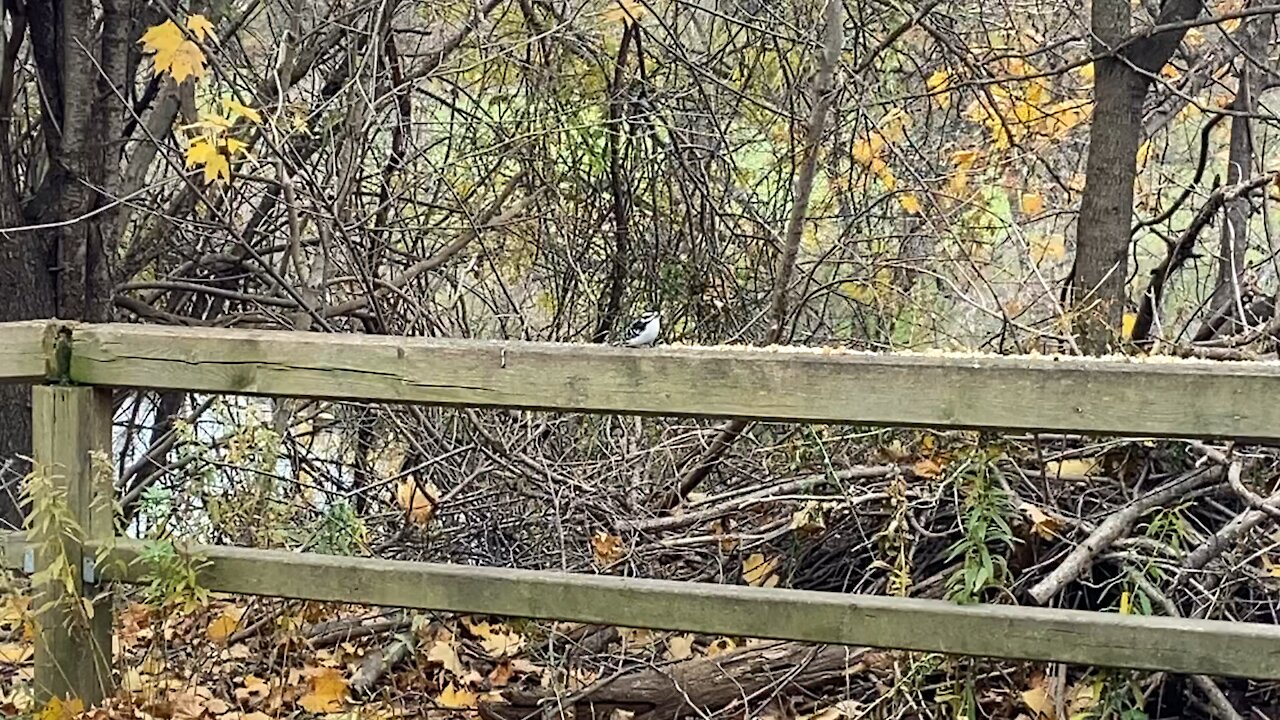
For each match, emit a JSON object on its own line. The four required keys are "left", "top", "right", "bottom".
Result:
{"left": 0, "top": 531, "right": 30, "bottom": 571}
{"left": 94, "top": 539, "right": 1280, "bottom": 678}
{"left": 70, "top": 322, "right": 1280, "bottom": 440}
{"left": 0, "top": 320, "right": 57, "bottom": 382}
{"left": 31, "top": 387, "right": 115, "bottom": 706}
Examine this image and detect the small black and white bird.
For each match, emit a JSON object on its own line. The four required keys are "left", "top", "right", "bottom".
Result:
{"left": 622, "top": 310, "right": 661, "bottom": 348}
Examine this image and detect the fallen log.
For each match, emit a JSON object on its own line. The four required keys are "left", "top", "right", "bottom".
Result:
{"left": 478, "top": 641, "right": 876, "bottom": 720}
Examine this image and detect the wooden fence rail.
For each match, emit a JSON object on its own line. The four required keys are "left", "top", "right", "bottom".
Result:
{"left": 2, "top": 320, "right": 1280, "bottom": 706}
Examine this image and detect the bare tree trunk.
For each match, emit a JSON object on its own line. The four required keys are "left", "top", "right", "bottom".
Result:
{"left": 1201, "top": 9, "right": 1271, "bottom": 339}
{"left": 0, "top": 0, "right": 133, "bottom": 526}
{"left": 593, "top": 22, "right": 637, "bottom": 344}
{"left": 1070, "top": 0, "right": 1203, "bottom": 354}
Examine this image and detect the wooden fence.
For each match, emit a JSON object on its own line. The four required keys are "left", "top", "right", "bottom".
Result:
{"left": 3, "top": 319, "right": 1280, "bottom": 707}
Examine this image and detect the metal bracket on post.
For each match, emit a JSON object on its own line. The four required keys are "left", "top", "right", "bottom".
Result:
{"left": 24, "top": 548, "right": 35, "bottom": 574}
{"left": 82, "top": 555, "right": 97, "bottom": 585}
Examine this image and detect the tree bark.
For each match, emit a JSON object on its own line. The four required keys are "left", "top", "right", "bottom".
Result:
{"left": 1201, "top": 9, "right": 1271, "bottom": 339}
{"left": 0, "top": 0, "right": 132, "bottom": 527}
{"left": 479, "top": 642, "right": 875, "bottom": 720}
{"left": 1070, "top": 0, "right": 1203, "bottom": 354}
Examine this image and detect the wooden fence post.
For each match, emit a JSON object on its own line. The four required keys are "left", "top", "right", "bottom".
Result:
{"left": 29, "top": 385, "right": 115, "bottom": 706}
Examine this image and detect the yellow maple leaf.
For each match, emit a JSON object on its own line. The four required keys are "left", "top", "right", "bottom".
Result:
{"left": 898, "top": 193, "right": 922, "bottom": 215}
{"left": 1021, "top": 683, "right": 1054, "bottom": 718}
{"left": 139, "top": 19, "right": 183, "bottom": 57}
{"left": 439, "top": 682, "right": 479, "bottom": 708}
{"left": 1122, "top": 311, "right": 1138, "bottom": 340}
{"left": 464, "top": 618, "right": 527, "bottom": 657}
{"left": 427, "top": 636, "right": 465, "bottom": 677}
{"left": 183, "top": 112, "right": 234, "bottom": 132}
{"left": 878, "top": 107, "right": 912, "bottom": 143}
{"left": 224, "top": 98, "right": 262, "bottom": 124}
{"left": 1031, "top": 235, "right": 1066, "bottom": 264}
{"left": 37, "top": 697, "right": 84, "bottom": 720}
{"left": 169, "top": 40, "right": 207, "bottom": 83}
{"left": 184, "top": 139, "right": 231, "bottom": 183}
{"left": 1020, "top": 192, "right": 1045, "bottom": 215}
{"left": 852, "top": 133, "right": 883, "bottom": 166}
{"left": 223, "top": 137, "right": 249, "bottom": 155}
{"left": 871, "top": 157, "right": 897, "bottom": 190}
{"left": 186, "top": 14, "right": 216, "bottom": 42}
{"left": 140, "top": 19, "right": 207, "bottom": 83}
{"left": 201, "top": 152, "right": 230, "bottom": 183}
{"left": 926, "top": 68, "right": 952, "bottom": 109}
{"left": 184, "top": 138, "right": 219, "bottom": 168}
{"left": 298, "top": 667, "right": 347, "bottom": 713}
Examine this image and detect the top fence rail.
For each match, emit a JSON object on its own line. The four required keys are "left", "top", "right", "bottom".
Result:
{"left": 4, "top": 320, "right": 1280, "bottom": 440}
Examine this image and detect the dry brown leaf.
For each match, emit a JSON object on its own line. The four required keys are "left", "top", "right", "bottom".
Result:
{"left": 567, "top": 667, "right": 599, "bottom": 691}
{"left": 591, "top": 531, "right": 625, "bottom": 566}
{"left": 395, "top": 479, "right": 439, "bottom": 527}
{"left": 509, "top": 658, "right": 545, "bottom": 676}
{"left": 1020, "top": 502, "right": 1064, "bottom": 539}
{"left": 298, "top": 667, "right": 347, "bottom": 713}
{"left": 705, "top": 637, "right": 737, "bottom": 657}
{"left": 171, "top": 691, "right": 207, "bottom": 720}
{"left": 206, "top": 605, "right": 246, "bottom": 645}
{"left": 0, "top": 642, "right": 32, "bottom": 664}
{"left": 710, "top": 518, "right": 737, "bottom": 552}
{"left": 665, "top": 633, "right": 695, "bottom": 660}
{"left": 620, "top": 627, "right": 657, "bottom": 646}
{"left": 742, "top": 553, "right": 780, "bottom": 587}
{"left": 0, "top": 595, "right": 28, "bottom": 628}
{"left": 488, "top": 660, "right": 515, "bottom": 687}
{"left": 1021, "top": 684, "right": 1054, "bottom": 719}
{"left": 464, "top": 619, "right": 526, "bottom": 658}
{"left": 234, "top": 675, "right": 270, "bottom": 706}
{"left": 912, "top": 458, "right": 943, "bottom": 478}
{"left": 1044, "top": 458, "right": 1097, "bottom": 478}
{"left": 426, "top": 637, "right": 465, "bottom": 677}
{"left": 790, "top": 501, "right": 826, "bottom": 534}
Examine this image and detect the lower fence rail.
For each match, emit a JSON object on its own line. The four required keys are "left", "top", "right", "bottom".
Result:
{"left": 7, "top": 532, "right": 1280, "bottom": 680}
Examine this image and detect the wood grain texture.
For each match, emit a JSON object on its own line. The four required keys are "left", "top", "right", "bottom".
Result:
{"left": 0, "top": 530, "right": 30, "bottom": 570}
{"left": 31, "top": 387, "right": 115, "bottom": 705}
{"left": 0, "top": 320, "right": 57, "bottom": 382}
{"left": 69, "top": 322, "right": 1280, "bottom": 440}
{"left": 94, "top": 539, "right": 1280, "bottom": 678}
